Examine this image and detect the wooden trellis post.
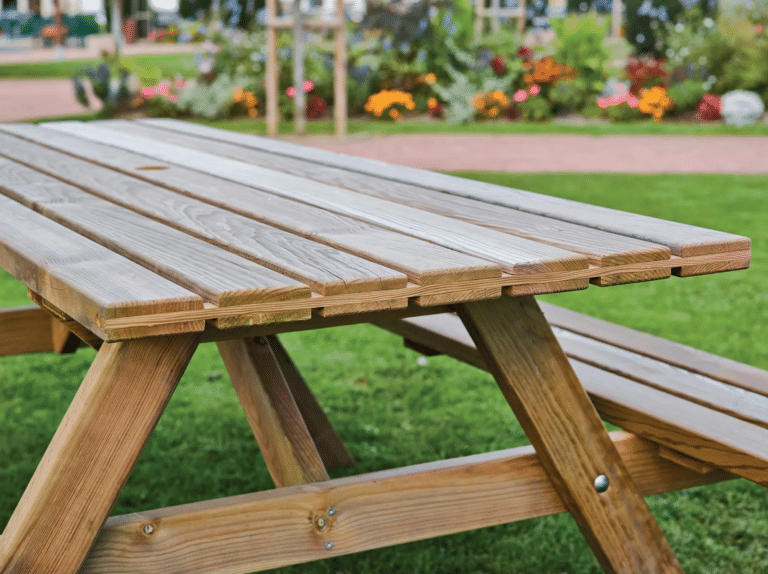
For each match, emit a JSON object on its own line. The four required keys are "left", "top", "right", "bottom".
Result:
{"left": 265, "top": 0, "right": 348, "bottom": 136}
{"left": 474, "top": 0, "right": 526, "bottom": 36}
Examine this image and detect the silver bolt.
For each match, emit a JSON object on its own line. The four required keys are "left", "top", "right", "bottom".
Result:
{"left": 327, "top": 507, "right": 336, "bottom": 516}
{"left": 325, "top": 541, "right": 334, "bottom": 550}
{"left": 594, "top": 474, "right": 610, "bottom": 493}
{"left": 142, "top": 523, "right": 155, "bottom": 536}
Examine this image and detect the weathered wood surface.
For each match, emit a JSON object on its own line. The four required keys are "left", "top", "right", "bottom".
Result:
{"left": 1, "top": 124, "right": 502, "bottom": 306}
{"left": 38, "top": 123, "right": 592, "bottom": 279}
{"left": 0, "top": 156, "right": 312, "bottom": 327}
{"left": 141, "top": 118, "right": 750, "bottom": 259}
{"left": 77, "top": 432, "right": 728, "bottom": 574}
{"left": 375, "top": 309, "right": 768, "bottom": 485}
{"left": 457, "top": 296, "right": 683, "bottom": 573}
{"left": 102, "top": 120, "right": 673, "bottom": 286}
{"left": 0, "top": 333, "right": 199, "bottom": 574}
{"left": 0, "top": 192, "right": 204, "bottom": 340}
{"left": 0, "top": 131, "right": 409, "bottom": 300}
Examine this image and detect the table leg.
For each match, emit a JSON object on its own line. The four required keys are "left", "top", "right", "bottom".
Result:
{"left": 0, "top": 333, "right": 199, "bottom": 574}
{"left": 268, "top": 335, "right": 354, "bottom": 470}
{"left": 218, "top": 337, "right": 330, "bottom": 487}
{"left": 457, "top": 296, "right": 683, "bottom": 574}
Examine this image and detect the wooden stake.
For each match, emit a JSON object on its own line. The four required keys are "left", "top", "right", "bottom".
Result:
{"left": 292, "top": 0, "right": 307, "bottom": 135}
{"left": 266, "top": 0, "right": 279, "bottom": 137}
{"left": 333, "top": 0, "right": 347, "bottom": 136}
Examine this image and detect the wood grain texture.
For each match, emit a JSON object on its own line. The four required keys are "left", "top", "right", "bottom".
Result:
{"left": 375, "top": 311, "right": 768, "bottom": 484}
{"left": 103, "top": 120, "right": 672, "bottom": 286}
{"left": 0, "top": 194, "right": 204, "bottom": 340}
{"left": 0, "top": 333, "right": 199, "bottom": 574}
{"left": 39, "top": 122, "right": 590, "bottom": 277}
{"left": 456, "top": 296, "right": 682, "bottom": 573}
{"left": 0, "top": 306, "right": 54, "bottom": 356}
{"left": 0, "top": 159, "right": 312, "bottom": 327}
{"left": 138, "top": 119, "right": 750, "bottom": 259}
{"left": 268, "top": 335, "right": 354, "bottom": 470}
{"left": 77, "top": 432, "right": 728, "bottom": 574}
{"left": 0, "top": 131, "right": 408, "bottom": 298}
{"left": 538, "top": 301, "right": 768, "bottom": 397}
{"left": 217, "top": 337, "right": 330, "bottom": 487}
{"left": 1, "top": 124, "right": 501, "bottom": 291}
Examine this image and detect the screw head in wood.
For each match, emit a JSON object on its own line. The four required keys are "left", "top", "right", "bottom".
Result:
{"left": 594, "top": 474, "right": 610, "bottom": 493}
{"left": 325, "top": 541, "right": 334, "bottom": 550}
{"left": 142, "top": 523, "right": 155, "bottom": 536}
{"left": 327, "top": 507, "right": 336, "bottom": 516}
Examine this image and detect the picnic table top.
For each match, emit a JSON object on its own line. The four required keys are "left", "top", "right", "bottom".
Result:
{"left": 0, "top": 119, "right": 751, "bottom": 342}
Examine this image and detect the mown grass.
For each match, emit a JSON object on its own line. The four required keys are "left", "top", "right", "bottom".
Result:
{"left": 0, "top": 53, "right": 197, "bottom": 84}
{"left": 1, "top": 172, "right": 766, "bottom": 573}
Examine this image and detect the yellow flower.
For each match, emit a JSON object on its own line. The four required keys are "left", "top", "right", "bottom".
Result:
{"left": 245, "top": 92, "right": 258, "bottom": 108}
{"left": 364, "top": 90, "right": 416, "bottom": 119}
{"left": 638, "top": 86, "right": 673, "bottom": 121}
{"left": 405, "top": 101, "right": 415, "bottom": 110}
{"left": 389, "top": 108, "right": 401, "bottom": 120}
{"left": 428, "top": 97, "right": 438, "bottom": 108}
{"left": 425, "top": 73, "right": 437, "bottom": 84}
{"left": 233, "top": 87, "right": 245, "bottom": 102}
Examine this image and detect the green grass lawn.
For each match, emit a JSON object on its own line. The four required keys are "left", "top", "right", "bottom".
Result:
{"left": 1, "top": 172, "right": 766, "bottom": 573}
{"left": 0, "top": 53, "right": 197, "bottom": 84}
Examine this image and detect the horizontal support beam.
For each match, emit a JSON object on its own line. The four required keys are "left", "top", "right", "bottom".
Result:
{"left": 267, "top": 16, "right": 343, "bottom": 29}
{"left": 0, "top": 306, "right": 54, "bottom": 356}
{"left": 79, "top": 432, "right": 730, "bottom": 574}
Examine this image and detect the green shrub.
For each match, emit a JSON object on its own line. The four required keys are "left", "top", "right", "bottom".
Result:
{"left": 667, "top": 79, "right": 705, "bottom": 114}
{"left": 518, "top": 96, "right": 553, "bottom": 121}
{"left": 604, "top": 101, "right": 643, "bottom": 122}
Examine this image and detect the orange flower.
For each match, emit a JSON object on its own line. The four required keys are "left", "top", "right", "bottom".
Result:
{"left": 247, "top": 107, "right": 258, "bottom": 118}
{"left": 132, "top": 97, "right": 144, "bottom": 108}
{"left": 233, "top": 87, "right": 245, "bottom": 102}
{"left": 424, "top": 73, "right": 437, "bottom": 84}
{"left": 389, "top": 108, "right": 401, "bottom": 120}
{"left": 244, "top": 92, "right": 258, "bottom": 108}
{"left": 638, "top": 86, "right": 673, "bottom": 121}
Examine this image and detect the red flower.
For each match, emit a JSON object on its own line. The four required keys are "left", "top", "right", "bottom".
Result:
{"left": 307, "top": 94, "right": 327, "bottom": 118}
{"left": 696, "top": 94, "right": 721, "bottom": 121}
{"left": 491, "top": 56, "right": 506, "bottom": 76}
{"left": 517, "top": 46, "right": 532, "bottom": 61}
{"left": 625, "top": 57, "right": 668, "bottom": 94}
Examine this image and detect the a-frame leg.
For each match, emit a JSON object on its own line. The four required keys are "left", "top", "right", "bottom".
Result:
{"left": 217, "top": 337, "right": 330, "bottom": 487}
{"left": 267, "top": 335, "right": 354, "bottom": 470}
{"left": 0, "top": 333, "right": 199, "bottom": 574}
{"left": 457, "top": 296, "right": 683, "bottom": 574}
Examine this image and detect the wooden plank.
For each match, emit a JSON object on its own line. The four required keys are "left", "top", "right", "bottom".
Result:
{"left": 268, "top": 335, "right": 354, "bottom": 469}
{"left": 0, "top": 158, "right": 312, "bottom": 328}
{"left": 27, "top": 291, "right": 103, "bottom": 351}
{"left": 101, "top": 120, "right": 673, "bottom": 286}
{"left": 78, "top": 432, "right": 728, "bottom": 574}
{"left": 539, "top": 301, "right": 768, "bottom": 397}
{"left": 1, "top": 124, "right": 502, "bottom": 306}
{"left": 0, "top": 333, "right": 199, "bottom": 574}
{"left": 39, "top": 123, "right": 591, "bottom": 285}
{"left": 553, "top": 327, "right": 768, "bottom": 428}
{"left": 457, "top": 296, "right": 683, "bottom": 573}
{"left": 217, "top": 337, "right": 330, "bottom": 487}
{"left": 0, "top": 306, "right": 54, "bottom": 356}
{"left": 0, "top": 131, "right": 409, "bottom": 304}
{"left": 375, "top": 312, "right": 768, "bottom": 484}
{"left": 0, "top": 194, "right": 204, "bottom": 341}
{"left": 140, "top": 118, "right": 751, "bottom": 261}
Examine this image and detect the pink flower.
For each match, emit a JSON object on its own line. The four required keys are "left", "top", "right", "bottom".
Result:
{"left": 627, "top": 96, "right": 639, "bottom": 108}
{"left": 286, "top": 86, "right": 296, "bottom": 97}
{"left": 513, "top": 89, "right": 528, "bottom": 103}
{"left": 303, "top": 80, "right": 315, "bottom": 92}
{"left": 529, "top": 84, "right": 541, "bottom": 96}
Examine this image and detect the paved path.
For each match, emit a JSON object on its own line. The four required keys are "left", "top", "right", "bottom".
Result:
{"left": 286, "top": 133, "right": 768, "bottom": 174}
{"left": 0, "top": 78, "right": 102, "bottom": 122}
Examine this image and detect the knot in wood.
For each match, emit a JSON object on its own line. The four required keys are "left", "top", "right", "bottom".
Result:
{"left": 314, "top": 515, "right": 329, "bottom": 532}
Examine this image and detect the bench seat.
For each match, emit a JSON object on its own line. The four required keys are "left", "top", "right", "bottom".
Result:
{"left": 374, "top": 301, "right": 768, "bottom": 486}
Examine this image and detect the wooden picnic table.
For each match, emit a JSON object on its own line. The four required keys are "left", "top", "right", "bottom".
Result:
{"left": 0, "top": 119, "right": 753, "bottom": 574}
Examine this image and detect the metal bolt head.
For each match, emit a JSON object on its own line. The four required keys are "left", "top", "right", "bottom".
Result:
{"left": 142, "top": 523, "right": 155, "bottom": 536}
{"left": 594, "top": 474, "right": 610, "bottom": 493}
{"left": 325, "top": 541, "right": 334, "bottom": 550}
{"left": 327, "top": 507, "right": 336, "bottom": 516}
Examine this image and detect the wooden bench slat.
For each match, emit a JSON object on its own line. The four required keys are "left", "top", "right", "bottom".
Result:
{"left": 2, "top": 124, "right": 502, "bottom": 306}
{"left": 0, "top": 306, "right": 54, "bottom": 356}
{"left": 143, "top": 118, "right": 750, "bottom": 260}
{"left": 539, "top": 301, "right": 768, "bottom": 397}
{"left": 104, "top": 119, "right": 673, "bottom": 287}
{"left": 374, "top": 311, "right": 768, "bottom": 484}
{"left": 40, "top": 123, "right": 591, "bottom": 284}
{"left": 0, "top": 132, "right": 409, "bottom": 303}
{"left": 0, "top": 158, "right": 312, "bottom": 327}
{"left": 0, "top": 194, "right": 204, "bottom": 340}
